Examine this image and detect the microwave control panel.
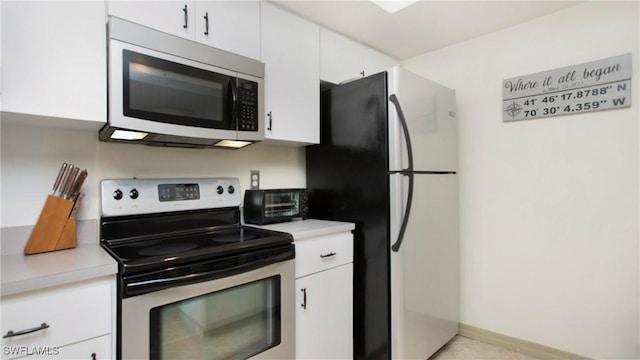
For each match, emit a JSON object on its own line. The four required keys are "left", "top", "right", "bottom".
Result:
{"left": 237, "top": 79, "right": 259, "bottom": 132}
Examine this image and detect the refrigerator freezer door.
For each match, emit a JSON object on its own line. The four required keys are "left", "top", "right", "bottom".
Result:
{"left": 390, "top": 172, "right": 459, "bottom": 359}
{"left": 307, "top": 72, "right": 392, "bottom": 359}
{"left": 388, "top": 67, "right": 457, "bottom": 172}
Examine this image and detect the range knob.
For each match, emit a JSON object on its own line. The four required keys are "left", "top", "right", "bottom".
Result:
{"left": 113, "top": 189, "right": 123, "bottom": 200}
{"left": 227, "top": 185, "right": 235, "bottom": 194}
{"left": 216, "top": 185, "right": 224, "bottom": 195}
{"left": 129, "top": 188, "right": 139, "bottom": 199}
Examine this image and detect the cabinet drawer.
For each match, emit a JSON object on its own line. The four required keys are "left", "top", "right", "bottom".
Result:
{"left": 19, "top": 334, "right": 111, "bottom": 360}
{"left": 295, "top": 233, "right": 353, "bottom": 277}
{"left": 1, "top": 277, "right": 112, "bottom": 360}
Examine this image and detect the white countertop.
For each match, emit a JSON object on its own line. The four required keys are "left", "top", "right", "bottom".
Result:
{"left": 1, "top": 219, "right": 352, "bottom": 297}
{"left": 1, "top": 243, "right": 117, "bottom": 297}
{"left": 251, "top": 219, "right": 355, "bottom": 240}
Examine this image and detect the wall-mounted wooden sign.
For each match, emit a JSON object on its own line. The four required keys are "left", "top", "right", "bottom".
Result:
{"left": 502, "top": 54, "right": 631, "bottom": 122}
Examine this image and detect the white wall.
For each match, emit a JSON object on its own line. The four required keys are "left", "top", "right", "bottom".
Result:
{"left": 403, "top": 2, "right": 639, "bottom": 358}
{"left": 0, "top": 124, "right": 306, "bottom": 228}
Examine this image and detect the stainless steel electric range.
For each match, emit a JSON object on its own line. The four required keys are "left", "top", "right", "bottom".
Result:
{"left": 100, "top": 178, "right": 295, "bottom": 360}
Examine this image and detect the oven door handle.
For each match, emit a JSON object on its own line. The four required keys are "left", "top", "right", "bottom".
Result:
{"left": 123, "top": 247, "right": 294, "bottom": 297}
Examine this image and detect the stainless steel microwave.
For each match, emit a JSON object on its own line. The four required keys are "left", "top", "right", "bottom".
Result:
{"left": 244, "top": 189, "right": 309, "bottom": 225}
{"left": 100, "top": 16, "right": 265, "bottom": 149}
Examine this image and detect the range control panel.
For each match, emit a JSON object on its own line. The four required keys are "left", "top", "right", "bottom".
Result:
{"left": 101, "top": 178, "right": 241, "bottom": 217}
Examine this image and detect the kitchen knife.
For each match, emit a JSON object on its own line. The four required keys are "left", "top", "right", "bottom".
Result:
{"left": 51, "top": 163, "right": 68, "bottom": 195}
{"left": 55, "top": 164, "right": 74, "bottom": 197}
{"left": 69, "top": 193, "right": 84, "bottom": 219}
{"left": 61, "top": 166, "right": 79, "bottom": 200}
{"left": 67, "top": 169, "right": 88, "bottom": 201}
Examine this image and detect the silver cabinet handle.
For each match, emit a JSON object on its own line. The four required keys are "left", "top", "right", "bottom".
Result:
{"left": 320, "top": 252, "right": 336, "bottom": 258}
{"left": 3, "top": 323, "right": 50, "bottom": 338}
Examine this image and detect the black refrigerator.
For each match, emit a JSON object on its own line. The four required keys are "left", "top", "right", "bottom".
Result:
{"left": 306, "top": 67, "right": 459, "bottom": 359}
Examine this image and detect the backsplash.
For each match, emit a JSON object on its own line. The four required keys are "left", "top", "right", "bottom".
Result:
{"left": 0, "top": 124, "right": 306, "bottom": 228}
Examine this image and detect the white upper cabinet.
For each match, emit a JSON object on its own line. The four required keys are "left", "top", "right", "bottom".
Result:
{"left": 1, "top": 1, "right": 106, "bottom": 128}
{"left": 364, "top": 46, "right": 399, "bottom": 78}
{"left": 107, "top": 1, "right": 195, "bottom": 39}
{"left": 320, "top": 28, "right": 367, "bottom": 84}
{"left": 107, "top": 1, "right": 260, "bottom": 60}
{"left": 194, "top": 1, "right": 260, "bottom": 60}
{"left": 260, "top": 2, "right": 320, "bottom": 145}
{"left": 320, "top": 28, "right": 398, "bottom": 84}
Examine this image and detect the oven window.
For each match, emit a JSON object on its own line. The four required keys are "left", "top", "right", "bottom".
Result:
{"left": 265, "top": 192, "right": 300, "bottom": 218}
{"left": 150, "top": 276, "right": 281, "bottom": 359}
{"left": 123, "top": 50, "right": 235, "bottom": 130}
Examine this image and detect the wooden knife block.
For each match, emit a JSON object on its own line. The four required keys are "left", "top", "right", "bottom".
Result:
{"left": 24, "top": 195, "right": 77, "bottom": 255}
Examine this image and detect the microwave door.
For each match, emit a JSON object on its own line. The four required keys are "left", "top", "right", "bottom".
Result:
{"left": 108, "top": 40, "right": 238, "bottom": 142}
{"left": 123, "top": 49, "right": 236, "bottom": 131}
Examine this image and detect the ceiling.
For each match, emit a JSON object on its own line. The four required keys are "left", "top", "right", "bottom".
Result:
{"left": 269, "top": 0, "right": 583, "bottom": 60}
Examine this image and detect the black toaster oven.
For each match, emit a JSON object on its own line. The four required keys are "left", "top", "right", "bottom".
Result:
{"left": 243, "top": 189, "right": 308, "bottom": 225}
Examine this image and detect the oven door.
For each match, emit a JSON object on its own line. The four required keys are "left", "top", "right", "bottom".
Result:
{"left": 109, "top": 39, "right": 239, "bottom": 141}
{"left": 120, "top": 259, "right": 295, "bottom": 360}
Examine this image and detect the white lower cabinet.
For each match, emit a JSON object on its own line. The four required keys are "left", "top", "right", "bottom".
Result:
{"left": 20, "top": 335, "right": 111, "bottom": 360}
{"left": 295, "top": 232, "right": 353, "bottom": 359}
{"left": 1, "top": 277, "right": 113, "bottom": 360}
{"left": 296, "top": 263, "right": 353, "bottom": 359}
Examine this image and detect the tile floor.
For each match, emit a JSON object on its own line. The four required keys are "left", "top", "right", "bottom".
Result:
{"left": 428, "top": 335, "right": 541, "bottom": 360}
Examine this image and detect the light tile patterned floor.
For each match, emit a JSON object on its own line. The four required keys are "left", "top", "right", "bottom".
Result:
{"left": 428, "top": 335, "right": 541, "bottom": 360}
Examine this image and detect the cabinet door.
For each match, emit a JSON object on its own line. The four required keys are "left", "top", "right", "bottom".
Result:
{"left": 107, "top": 1, "right": 195, "bottom": 39}
{"left": 320, "top": 28, "right": 366, "bottom": 84}
{"left": 194, "top": 1, "right": 260, "bottom": 60}
{"left": 260, "top": 2, "right": 320, "bottom": 145}
{"left": 365, "top": 48, "right": 398, "bottom": 78}
{"left": 296, "top": 264, "right": 353, "bottom": 359}
{"left": 1, "top": 1, "right": 106, "bottom": 126}
{"left": 320, "top": 28, "right": 399, "bottom": 84}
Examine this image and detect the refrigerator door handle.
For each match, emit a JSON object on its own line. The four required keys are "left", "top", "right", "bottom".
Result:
{"left": 390, "top": 94, "right": 414, "bottom": 252}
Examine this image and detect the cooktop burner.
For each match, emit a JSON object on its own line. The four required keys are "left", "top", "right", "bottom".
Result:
{"left": 138, "top": 242, "right": 199, "bottom": 257}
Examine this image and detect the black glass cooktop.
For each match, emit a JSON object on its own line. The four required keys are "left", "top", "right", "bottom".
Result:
{"left": 102, "top": 226, "right": 293, "bottom": 274}
{"left": 100, "top": 208, "right": 293, "bottom": 275}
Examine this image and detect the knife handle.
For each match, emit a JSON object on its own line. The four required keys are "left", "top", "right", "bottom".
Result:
{"left": 56, "top": 164, "right": 74, "bottom": 197}
{"left": 52, "top": 163, "right": 68, "bottom": 195}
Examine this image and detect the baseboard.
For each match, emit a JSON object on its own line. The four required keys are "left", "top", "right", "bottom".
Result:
{"left": 458, "top": 323, "right": 591, "bottom": 360}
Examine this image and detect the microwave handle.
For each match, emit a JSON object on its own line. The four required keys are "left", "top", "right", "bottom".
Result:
{"left": 229, "top": 79, "right": 237, "bottom": 128}
{"left": 230, "top": 79, "right": 237, "bottom": 102}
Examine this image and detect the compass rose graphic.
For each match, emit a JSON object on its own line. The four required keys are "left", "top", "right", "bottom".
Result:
{"left": 505, "top": 101, "right": 523, "bottom": 119}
